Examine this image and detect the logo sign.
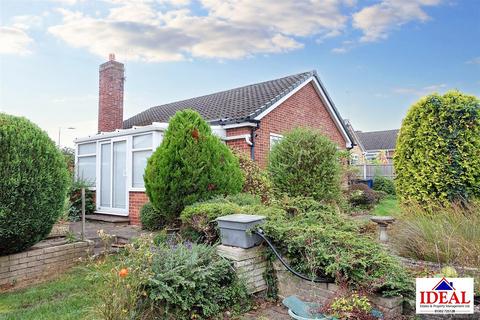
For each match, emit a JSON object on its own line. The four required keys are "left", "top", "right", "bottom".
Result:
{"left": 416, "top": 277, "right": 474, "bottom": 314}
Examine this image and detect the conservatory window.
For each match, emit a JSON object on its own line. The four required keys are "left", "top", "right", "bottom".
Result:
{"left": 132, "top": 134, "right": 153, "bottom": 188}
{"left": 77, "top": 142, "right": 96, "bottom": 186}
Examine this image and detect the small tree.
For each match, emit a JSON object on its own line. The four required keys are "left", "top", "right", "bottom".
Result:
{"left": 268, "top": 127, "right": 342, "bottom": 202}
{"left": 144, "top": 109, "right": 244, "bottom": 224}
{"left": 234, "top": 151, "right": 273, "bottom": 204}
{"left": 0, "top": 113, "right": 70, "bottom": 255}
{"left": 394, "top": 91, "right": 480, "bottom": 206}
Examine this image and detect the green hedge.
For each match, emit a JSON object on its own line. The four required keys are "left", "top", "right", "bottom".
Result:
{"left": 268, "top": 128, "right": 342, "bottom": 203}
{"left": 144, "top": 110, "right": 244, "bottom": 224}
{"left": 0, "top": 113, "right": 70, "bottom": 255}
{"left": 394, "top": 91, "right": 480, "bottom": 206}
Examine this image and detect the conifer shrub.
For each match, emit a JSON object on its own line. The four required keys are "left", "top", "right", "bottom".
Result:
{"left": 372, "top": 176, "right": 396, "bottom": 195}
{"left": 394, "top": 91, "right": 480, "bottom": 206}
{"left": 268, "top": 128, "right": 342, "bottom": 203}
{"left": 144, "top": 110, "right": 244, "bottom": 224}
{"left": 140, "top": 202, "right": 164, "bottom": 231}
{"left": 0, "top": 113, "right": 70, "bottom": 255}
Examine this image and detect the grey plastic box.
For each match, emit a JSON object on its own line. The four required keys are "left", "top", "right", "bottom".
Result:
{"left": 216, "top": 214, "right": 266, "bottom": 249}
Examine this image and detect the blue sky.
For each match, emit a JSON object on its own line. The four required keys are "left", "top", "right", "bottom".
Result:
{"left": 0, "top": 0, "right": 479, "bottom": 147}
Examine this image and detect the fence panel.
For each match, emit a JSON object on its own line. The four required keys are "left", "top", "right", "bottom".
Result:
{"left": 353, "top": 164, "right": 395, "bottom": 180}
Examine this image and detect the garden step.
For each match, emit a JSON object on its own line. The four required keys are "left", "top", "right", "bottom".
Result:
{"left": 86, "top": 214, "right": 130, "bottom": 225}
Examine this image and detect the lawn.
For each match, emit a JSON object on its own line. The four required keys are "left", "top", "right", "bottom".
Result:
{"left": 371, "top": 195, "right": 400, "bottom": 217}
{"left": 0, "top": 259, "right": 112, "bottom": 320}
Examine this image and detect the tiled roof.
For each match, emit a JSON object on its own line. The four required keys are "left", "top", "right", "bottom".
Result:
{"left": 355, "top": 129, "right": 399, "bottom": 151}
{"left": 123, "top": 71, "right": 315, "bottom": 128}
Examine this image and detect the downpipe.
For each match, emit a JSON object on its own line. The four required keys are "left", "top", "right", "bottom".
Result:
{"left": 254, "top": 228, "right": 333, "bottom": 283}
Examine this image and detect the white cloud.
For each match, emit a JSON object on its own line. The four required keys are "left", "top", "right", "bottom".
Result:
{"left": 11, "top": 15, "right": 43, "bottom": 30}
{"left": 393, "top": 83, "right": 447, "bottom": 96}
{"left": 0, "top": 27, "right": 33, "bottom": 55}
{"left": 48, "top": 0, "right": 349, "bottom": 62}
{"left": 353, "top": 0, "right": 442, "bottom": 42}
{"left": 466, "top": 57, "right": 480, "bottom": 65}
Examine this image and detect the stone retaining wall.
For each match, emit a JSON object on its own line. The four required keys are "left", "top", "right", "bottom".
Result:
{"left": 273, "top": 260, "right": 403, "bottom": 319}
{"left": 0, "top": 239, "right": 94, "bottom": 291}
{"left": 217, "top": 245, "right": 267, "bottom": 294}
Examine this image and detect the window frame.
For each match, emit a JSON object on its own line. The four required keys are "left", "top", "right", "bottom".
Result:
{"left": 76, "top": 142, "right": 97, "bottom": 188}
{"left": 130, "top": 133, "right": 153, "bottom": 191}
{"left": 269, "top": 133, "right": 284, "bottom": 151}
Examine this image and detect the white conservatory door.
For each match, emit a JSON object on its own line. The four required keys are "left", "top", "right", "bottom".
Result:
{"left": 98, "top": 138, "right": 128, "bottom": 215}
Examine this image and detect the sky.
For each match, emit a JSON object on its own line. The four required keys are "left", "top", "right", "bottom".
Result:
{"left": 0, "top": 0, "right": 479, "bottom": 147}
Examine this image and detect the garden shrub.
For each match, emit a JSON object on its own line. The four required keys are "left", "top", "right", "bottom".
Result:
{"left": 180, "top": 194, "right": 282, "bottom": 243}
{"left": 140, "top": 202, "right": 164, "bottom": 231}
{"left": 147, "top": 242, "right": 250, "bottom": 319}
{"left": 234, "top": 150, "right": 273, "bottom": 203}
{"left": 0, "top": 113, "right": 70, "bottom": 255}
{"left": 394, "top": 91, "right": 480, "bottom": 206}
{"left": 322, "top": 291, "right": 379, "bottom": 320}
{"left": 268, "top": 128, "right": 342, "bottom": 203}
{"left": 144, "top": 109, "right": 244, "bottom": 224}
{"left": 68, "top": 178, "right": 95, "bottom": 221}
{"left": 348, "top": 183, "right": 381, "bottom": 209}
{"left": 372, "top": 176, "right": 395, "bottom": 195}
{"left": 262, "top": 201, "right": 413, "bottom": 297}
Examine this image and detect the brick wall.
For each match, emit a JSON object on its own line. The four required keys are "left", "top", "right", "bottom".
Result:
{"left": 129, "top": 191, "right": 149, "bottom": 225}
{"left": 98, "top": 55, "right": 124, "bottom": 133}
{"left": 225, "top": 127, "right": 251, "bottom": 156}
{"left": 254, "top": 82, "right": 347, "bottom": 167}
{"left": 0, "top": 239, "right": 93, "bottom": 291}
{"left": 273, "top": 260, "right": 403, "bottom": 319}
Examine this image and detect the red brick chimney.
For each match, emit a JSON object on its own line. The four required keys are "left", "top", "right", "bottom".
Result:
{"left": 98, "top": 53, "right": 125, "bottom": 132}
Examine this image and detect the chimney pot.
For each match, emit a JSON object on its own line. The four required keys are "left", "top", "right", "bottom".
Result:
{"left": 109, "top": 53, "right": 115, "bottom": 61}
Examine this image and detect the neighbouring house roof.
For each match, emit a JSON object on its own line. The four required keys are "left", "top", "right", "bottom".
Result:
{"left": 355, "top": 129, "right": 399, "bottom": 151}
{"left": 122, "top": 71, "right": 354, "bottom": 147}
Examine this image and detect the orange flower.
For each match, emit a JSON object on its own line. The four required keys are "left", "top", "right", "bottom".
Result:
{"left": 119, "top": 268, "right": 128, "bottom": 278}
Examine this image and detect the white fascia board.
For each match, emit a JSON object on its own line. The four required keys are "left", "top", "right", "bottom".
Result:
{"left": 253, "top": 76, "right": 353, "bottom": 149}
{"left": 254, "top": 77, "right": 313, "bottom": 121}
{"left": 221, "top": 122, "right": 258, "bottom": 129}
{"left": 74, "top": 123, "right": 168, "bottom": 144}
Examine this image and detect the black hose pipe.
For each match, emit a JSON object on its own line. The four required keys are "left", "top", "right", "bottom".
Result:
{"left": 254, "top": 228, "right": 333, "bottom": 283}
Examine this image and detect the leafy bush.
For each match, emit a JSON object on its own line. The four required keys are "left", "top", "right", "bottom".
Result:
{"left": 392, "top": 202, "right": 480, "bottom": 267}
{"left": 322, "top": 292, "right": 378, "bottom": 320}
{"left": 262, "top": 200, "right": 413, "bottom": 297}
{"left": 93, "top": 234, "right": 250, "bottom": 320}
{"left": 140, "top": 202, "right": 164, "bottom": 231}
{"left": 0, "top": 113, "right": 70, "bottom": 255}
{"left": 234, "top": 151, "right": 273, "bottom": 203}
{"left": 68, "top": 178, "right": 95, "bottom": 221}
{"left": 394, "top": 91, "right": 480, "bottom": 206}
{"left": 144, "top": 109, "right": 244, "bottom": 224}
{"left": 180, "top": 194, "right": 282, "bottom": 243}
{"left": 268, "top": 128, "right": 342, "bottom": 203}
{"left": 372, "top": 176, "right": 395, "bottom": 195}
{"left": 348, "top": 184, "right": 380, "bottom": 209}
{"left": 147, "top": 242, "right": 250, "bottom": 319}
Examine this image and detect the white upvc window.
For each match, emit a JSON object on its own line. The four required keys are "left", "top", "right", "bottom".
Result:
{"left": 270, "top": 133, "right": 284, "bottom": 150}
{"left": 132, "top": 133, "right": 153, "bottom": 188}
{"left": 77, "top": 142, "right": 96, "bottom": 187}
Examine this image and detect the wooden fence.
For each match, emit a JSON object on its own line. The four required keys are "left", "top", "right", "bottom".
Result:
{"left": 353, "top": 164, "right": 395, "bottom": 180}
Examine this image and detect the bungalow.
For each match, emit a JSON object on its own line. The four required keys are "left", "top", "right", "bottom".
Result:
{"left": 74, "top": 54, "right": 354, "bottom": 224}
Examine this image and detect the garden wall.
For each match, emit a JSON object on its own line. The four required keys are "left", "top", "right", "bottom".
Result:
{"left": 0, "top": 238, "right": 94, "bottom": 291}
{"left": 217, "top": 244, "right": 403, "bottom": 318}
{"left": 273, "top": 260, "right": 403, "bottom": 319}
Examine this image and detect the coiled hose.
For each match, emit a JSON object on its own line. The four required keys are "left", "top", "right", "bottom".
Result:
{"left": 254, "top": 228, "right": 333, "bottom": 283}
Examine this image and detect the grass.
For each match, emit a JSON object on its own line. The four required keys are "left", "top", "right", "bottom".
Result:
{"left": 371, "top": 195, "right": 400, "bottom": 217}
{"left": 0, "top": 259, "right": 113, "bottom": 320}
